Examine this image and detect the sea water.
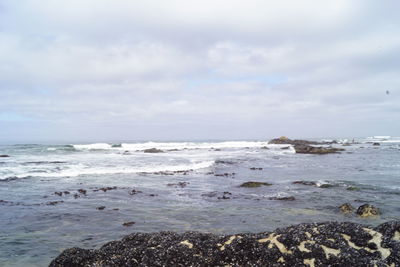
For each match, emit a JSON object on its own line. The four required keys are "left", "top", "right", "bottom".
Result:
{"left": 1, "top": 138, "right": 400, "bottom": 266}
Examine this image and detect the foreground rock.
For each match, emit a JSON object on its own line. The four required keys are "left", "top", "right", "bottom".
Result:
{"left": 357, "top": 204, "right": 380, "bottom": 218}
{"left": 50, "top": 221, "right": 400, "bottom": 266}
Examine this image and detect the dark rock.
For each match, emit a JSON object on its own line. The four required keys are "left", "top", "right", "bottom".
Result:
{"left": 122, "top": 221, "right": 135, "bottom": 227}
{"left": 269, "top": 196, "right": 296, "bottom": 201}
{"left": 201, "top": 191, "right": 232, "bottom": 199}
{"left": 64, "top": 191, "right": 70, "bottom": 195}
{"left": 129, "top": 189, "right": 143, "bottom": 195}
{"left": 294, "top": 144, "right": 344, "bottom": 154}
{"left": 148, "top": 194, "right": 157, "bottom": 197}
{"left": 215, "top": 160, "right": 236, "bottom": 165}
{"left": 339, "top": 203, "right": 354, "bottom": 214}
{"left": 143, "top": 148, "right": 164, "bottom": 153}
{"left": 73, "top": 193, "right": 80, "bottom": 199}
{"left": 0, "top": 155, "right": 10, "bottom": 157}
{"left": 50, "top": 221, "right": 400, "bottom": 267}
{"left": 214, "top": 173, "right": 235, "bottom": 177}
{"left": 78, "top": 189, "right": 87, "bottom": 195}
{"left": 280, "top": 146, "right": 290, "bottom": 150}
{"left": 93, "top": 186, "right": 117, "bottom": 192}
{"left": 373, "top": 142, "right": 381, "bottom": 146}
{"left": 269, "top": 136, "right": 323, "bottom": 145}
{"left": 151, "top": 170, "right": 192, "bottom": 176}
{"left": 319, "top": 184, "right": 334, "bottom": 188}
{"left": 347, "top": 186, "right": 360, "bottom": 191}
{"left": 167, "top": 182, "right": 189, "bottom": 188}
{"left": 292, "top": 181, "right": 317, "bottom": 186}
{"left": 239, "top": 181, "right": 272, "bottom": 188}
{"left": 250, "top": 167, "right": 263, "bottom": 170}
{"left": 54, "top": 191, "right": 63, "bottom": 196}
{"left": 356, "top": 204, "right": 380, "bottom": 218}
{"left": 46, "top": 201, "right": 64, "bottom": 206}
{"left": 96, "top": 206, "right": 106, "bottom": 210}
{"left": 292, "top": 181, "right": 334, "bottom": 188}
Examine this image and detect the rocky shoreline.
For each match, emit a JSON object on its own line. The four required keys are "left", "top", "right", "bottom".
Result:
{"left": 50, "top": 221, "right": 400, "bottom": 266}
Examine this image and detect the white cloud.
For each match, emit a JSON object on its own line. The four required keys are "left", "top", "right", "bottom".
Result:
{"left": 0, "top": 0, "right": 399, "bottom": 140}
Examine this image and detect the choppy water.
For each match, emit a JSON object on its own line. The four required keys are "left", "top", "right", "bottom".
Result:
{"left": 1, "top": 137, "right": 400, "bottom": 266}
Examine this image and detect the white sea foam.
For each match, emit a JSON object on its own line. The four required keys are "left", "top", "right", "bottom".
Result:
{"left": 0, "top": 160, "right": 215, "bottom": 180}
{"left": 71, "top": 141, "right": 270, "bottom": 151}
{"left": 72, "top": 143, "right": 113, "bottom": 150}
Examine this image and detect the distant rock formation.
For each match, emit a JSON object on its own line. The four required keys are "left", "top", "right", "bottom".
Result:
{"left": 50, "top": 221, "right": 400, "bottom": 266}
{"left": 269, "top": 137, "right": 344, "bottom": 154}
{"left": 143, "top": 148, "right": 164, "bottom": 153}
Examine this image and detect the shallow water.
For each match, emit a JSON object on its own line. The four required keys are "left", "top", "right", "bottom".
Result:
{"left": 1, "top": 138, "right": 400, "bottom": 266}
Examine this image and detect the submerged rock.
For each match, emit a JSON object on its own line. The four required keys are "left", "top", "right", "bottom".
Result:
{"left": 78, "top": 189, "right": 87, "bottom": 195}
{"left": 239, "top": 181, "right": 272, "bottom": 188}
{"left": 0, "top": 154, "right": 10, "bottom": 157}
{"left": 339, "top": 203, "right": 354, "bottom": 214}
{"left": 122, "top": 221, "right": 135, "bottom": 227}
{"left": 346, "top": 186, "right": 360, "bottom": 191}
{"left": 50, "top": 221, "right": 400, "bottom": 266}
{"left": 143, "top": 148, "right": 164, "bottom": 153}
{"left": 357, "top": 204, "right": 380, "bottom": 218}
{"left": 292, "top": 181, "right": 317, "bottom": 186}
{"left": 269, "top": 196, "right": 296, "bottom": 201}
{"left": 373, "top": 142, "right": 381, "bottom": 146}
{"left": 167, "top": 182, "right": 189, "bottom": 188}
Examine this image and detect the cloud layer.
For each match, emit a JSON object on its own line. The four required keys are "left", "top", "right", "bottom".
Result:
{"left": 1, "top": 0, "right": 399, "bottom": 142}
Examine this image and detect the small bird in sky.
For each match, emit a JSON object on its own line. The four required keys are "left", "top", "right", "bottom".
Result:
{"left": 386, "top": 90, "right": 390, "bottom": 95}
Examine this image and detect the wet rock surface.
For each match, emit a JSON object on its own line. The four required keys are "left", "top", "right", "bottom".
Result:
{"left": 268, "top": 136, "right": 322, "bottom": 145}
{"left": 339, "top": 203, "right": 354, "bottom": 214}
{"left": 357, "top": 204, "right": 380, "bottom": 218}
{"left": 50, "top": 221, "right": 400, "bottom": 267}
{"left": 294, "top": 144, "right": 344, "bottom": 154}
{"left": 143, "top": 148, "right": 164, "bottom": 153}
{"left": 268, "top": 137, "right": 344, "bottom": 154}
{"left": 239, "top": 181, "right": 272, "bottom": 188}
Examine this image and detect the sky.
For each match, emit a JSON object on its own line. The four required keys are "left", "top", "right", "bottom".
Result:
{"left": 0, "top": 0, "right": 399, "bottom": 142}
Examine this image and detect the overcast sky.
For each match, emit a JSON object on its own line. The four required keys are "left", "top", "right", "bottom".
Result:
{"left": 0, "top": 0, "right": 399, "bottom": 142}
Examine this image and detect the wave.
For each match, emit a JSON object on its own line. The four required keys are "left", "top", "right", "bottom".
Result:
{"left": 72, "top": 143, "right": 113, "bottom": 150}
{"left": 0, "top": 160, "right": 214, "bottom": 180}
{"left": 71, "top": 141, "right": 270, "bottom": 151}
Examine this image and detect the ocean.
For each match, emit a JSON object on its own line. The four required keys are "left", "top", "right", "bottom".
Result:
{"left": 1, "top": 137, "right": 400, "bottom": 266}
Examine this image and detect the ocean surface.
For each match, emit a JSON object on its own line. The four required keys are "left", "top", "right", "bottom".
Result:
{"left": 1, "top": 137, "right": 400, "bottom": 266}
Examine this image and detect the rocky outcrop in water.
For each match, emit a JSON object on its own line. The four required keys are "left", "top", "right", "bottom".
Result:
{"left": 293, "top": 145, "right": 344, "bottom": 154}
{"left": 268, "top": 137, "right": 344, "bottom": 154}
{"left": 143, "top": 148, "right": 164, "bottom": 153}
{"left": 268, "top": 136, "right": 322, "bottom": 145}
{"left": 239, "top": 181, "right": 272, "bottom": 188}
{"left": 357, "top": 204, "right": 380, "bottom": 218}
{"left": 50, "top": 221, "right": 400, "bottom": 266}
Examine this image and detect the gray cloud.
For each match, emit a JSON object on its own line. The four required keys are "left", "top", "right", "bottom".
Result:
{"left": 0, "top": 0, "right": 399, "bottom": 142}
